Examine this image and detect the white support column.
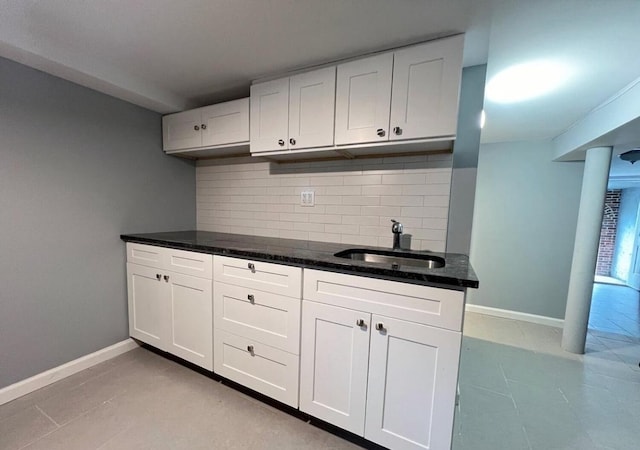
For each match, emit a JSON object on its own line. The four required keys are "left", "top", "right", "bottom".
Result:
{"left": 562, "top": 146, "right": 612, "bottom": 354}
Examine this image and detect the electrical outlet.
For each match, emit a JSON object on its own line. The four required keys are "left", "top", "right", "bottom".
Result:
{"left": 300, "top": 190, "right": 315, "bottom": 207}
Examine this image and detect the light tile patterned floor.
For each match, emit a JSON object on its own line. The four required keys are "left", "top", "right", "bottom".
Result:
{"left": 1, "top": 283, "right": 638, "bottom": 449}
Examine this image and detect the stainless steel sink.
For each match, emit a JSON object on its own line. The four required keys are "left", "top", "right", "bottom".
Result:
{"left": 334, "top": 248, "right": 445, "bottom": 269}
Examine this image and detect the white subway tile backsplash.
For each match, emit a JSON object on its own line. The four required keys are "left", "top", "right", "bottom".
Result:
{"left": 196, "top": 154, "right": 453, "bottom": 250}
{"left": 381, "top": 173, "right": 427, "bottom": 185}
{"left": 379, "top": 195, "right": 423, "bottom": 206}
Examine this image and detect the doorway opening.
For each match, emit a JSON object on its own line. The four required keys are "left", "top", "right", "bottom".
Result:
{"left": 589, "top": 188, "right": 640, "bottom": 343}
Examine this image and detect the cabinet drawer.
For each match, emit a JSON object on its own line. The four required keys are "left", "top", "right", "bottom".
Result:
{"left": 214, "top": 256, "right": 302, "bottom": 298}
{"left": 126, "top": 243, "right": 165, "bottom": 269}
{"left": 214, "top": 329, "right": 299, "bottom": 408}
{"left": 127, "top": 243, "right": 212, "bottom": 280}
{"left": 164, "top": 248, "right": 212, "bottom": 280}
{"left": 214, "top": 282, "right": 301, "bottom": 354}
{"left": 303, "top": 269, "right": 464, "bottom": 331}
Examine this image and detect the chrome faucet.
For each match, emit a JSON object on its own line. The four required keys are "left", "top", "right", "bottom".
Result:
{"left": 391, "top": 219, "right": 403, "bottom": 250}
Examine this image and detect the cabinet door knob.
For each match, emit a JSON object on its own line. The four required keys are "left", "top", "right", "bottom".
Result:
{"left": 278, "top": 139, "right": 285, "bottom": 146}
{"left": 376, "top": 128, "right": 386, "bottom": 137}
{"left": 289, "top": 138, "right": 296, "bottom": 145}
{"left": 393, "top": 126, "right": 402, "bottom": 135}
{"left": 248, "top": 294, "right": 255, "bottom": 303}
{"left": 201, "top": 123, "right": 207, "bottom": 130}
{"left": 248, "top": 262, "right": 256, "bottom": 273}
{"left": 247, "top": 345, "right": 254, "bottom": 354}
{"left": 194, "top": 125, "right": 200, "bottom": 131}
{"left": 163, "top": 275, "right": 169, "bottom": 282}
{"left": 375, "top": 322, "right": 385, "bottom": 331}
{"left": 156, "top": 273, "right": 161, "bottom": 281}
{"left": 356, "top": 319, "right": 366, "bottom": 327}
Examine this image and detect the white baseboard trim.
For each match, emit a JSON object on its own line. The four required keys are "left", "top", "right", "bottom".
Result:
{"left": 465, "top": 304, "right": 564, "bottom": 328}
{"left": 0, "top": 338, "right": 139, "bottom": 406}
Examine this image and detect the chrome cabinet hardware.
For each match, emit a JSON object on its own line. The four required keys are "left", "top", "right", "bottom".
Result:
{"left": 356, "top": 319, "right": 366, "bottom": 327}
{"left": 156, "top": 273, "right": 161, "bottom": 281}
{"left": 248, "top": 294, "right": 255, "bottom": 303}
{"left": 278, "top": 139, "right": 285, "bottom": 146}
{"left": 393, "top": 126, "right": 402, "bottom": 135}
{"left": 289, "top": 138, "right": 296, "bottom": 145}
{"left": 248, "top": 262, "right": 256, "bottom": 273}
{"left": 194, "top": 125, "right": 200, "bottom": 131}
{"left": 376, "top": 128, "right": 386, "bottom": 137}
{"left": 247, "top": 345, "right": 254, "bottom": 353}
{"left": 163, "top": 275, "right": 170, "bottom": 282}
{"left": 201, "top": 123, "right": 207, "bottom": 130}
{"left": 375, "top": 322, "right": 385, "bottom": 331}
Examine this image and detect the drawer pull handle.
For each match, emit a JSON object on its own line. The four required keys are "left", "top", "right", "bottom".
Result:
{"left": 248, "top": 262, "right": 255, "bottom": 273}
{"left": 163, "top": 275, "right": 170, "bottom": 282}
{"left": 356, "top": 319, "right": 366, "bottom": 327}
{"left": 156, "top": 273, "right": 161, "bottom": 281}
{"left": 248, "top": 294, "right": 255, "bottom": 303}
{"left": 375, "top": 322, "right": 385, "bottom": 332}
{"left": 247, "top": 345, "right": 254, "bottom": 354}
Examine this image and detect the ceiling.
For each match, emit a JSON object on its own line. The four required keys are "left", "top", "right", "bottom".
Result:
{"left": 2, "top": 0, "right": 640, "bottom": 166}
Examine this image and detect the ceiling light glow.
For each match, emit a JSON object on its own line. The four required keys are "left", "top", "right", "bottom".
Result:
{"left": 486, "top": 60, "right": 572, "bottom": 103}
{"left": 480, "top": 110, "right": 486, "bottom": 128}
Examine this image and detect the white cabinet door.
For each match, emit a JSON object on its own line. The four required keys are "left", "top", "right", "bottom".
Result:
{"left": 390, "top": 35, "right": 464, "bottom": 141}
{"left": 250, "top": 77, "right": 290, "bottom": 153}
{"left": 126, "top": 263, "right": 168, "bottom": 350}
{"left": 334, "top": 53, "right": 393, "bottom": 145}
{"left": 299, "top": 301, "right": 370, "bottom": 435}
{"left": 162, "top": 109, "right": 202, "bottom": 151}
{"left": 288, "top": 67, "right": 336, "bottom": 150}
{"left": 365, "top": 315, "right": 462, "bottom": 450}
{"left": 201, "top": 98, "right": 249, "bottom": 147}
{"left": 165, "top": 272, "right": 213, "bottom": 370}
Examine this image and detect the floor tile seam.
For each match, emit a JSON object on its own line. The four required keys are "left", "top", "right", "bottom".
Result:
{"left": 461, "top": 382, "right": 515, "bottom": 400}
{"left": 497, "top": 362, "right": 519, "bottom": 411}
{"left": 33, "top": 405, "right": 60, "bottom": 428}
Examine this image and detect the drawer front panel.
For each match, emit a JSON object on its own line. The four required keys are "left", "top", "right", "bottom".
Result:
{"left": 214, "top": 282, "right": 301, "bottom": 354}
{"left": 214, "top": 329, "right": 299, "bottom": 408}
{"left": 165, "top": 248, "right": 212, "bottom": 279}
{"left": 303, "top": 269, "right": 464, "bottom": 331}
{"left": 214, "top": 256, "right": 302, "bottom": 298}
{"left": 126, "top": 243, "right": 165, "bottom": 269}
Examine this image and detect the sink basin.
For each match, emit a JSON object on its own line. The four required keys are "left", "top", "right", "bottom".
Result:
{"left": 334, "top": 248, "right": 445, "bottom": 269}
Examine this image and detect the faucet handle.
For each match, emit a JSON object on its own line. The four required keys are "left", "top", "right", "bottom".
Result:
{"left": 391, "top": 219, "right": 403, "bottom": 234}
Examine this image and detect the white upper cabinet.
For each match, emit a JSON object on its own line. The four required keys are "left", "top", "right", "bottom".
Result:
{"left": 288, "top": 67, "right": 336, "bottom": 150}
{"left": 334, "top": 53, "right": 393, "bottom": 145}
{"left": 162, "top": 98, "right": 249, "bottom": 154}
{"left": 335, "top": 35, "right": 464, "bottom": 147}
{"left": 250, "top": 78, "right": 290, "bottom": 153}
{"left": 200, "top": 98, "right": 249, "bottom": 147}
{"left": 250, "top": 67, "right": 336, "bottom": 154}
{"left": 162, "top": 109, "right": 203, "bottom": 151}
{"left": 390, "top": 35, "right": 464, "bottom": 140}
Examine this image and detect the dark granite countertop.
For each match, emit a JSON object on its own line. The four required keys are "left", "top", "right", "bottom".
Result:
{"left": 120, "top": 230, "right": 478, "bottom": 290}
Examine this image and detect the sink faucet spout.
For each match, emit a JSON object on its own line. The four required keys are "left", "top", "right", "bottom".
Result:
{"left": 391, "top": 219, "right": 403, "bottom": 250}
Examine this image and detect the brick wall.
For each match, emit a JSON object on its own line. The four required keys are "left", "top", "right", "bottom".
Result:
{"left": 196, "top": 153, "right": 452, "bottom": 251}
{"left": 596, "top": 189, "right": 621, "bottom": 276}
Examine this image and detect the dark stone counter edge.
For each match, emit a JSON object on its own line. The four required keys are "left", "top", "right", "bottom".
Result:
{"left": 121, "top": 234, "right": 479, "bottom": 290}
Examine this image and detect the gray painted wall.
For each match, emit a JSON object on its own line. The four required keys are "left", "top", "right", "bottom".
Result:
{"left": 0, "top": 57, "right": 196, "bottom": 389}
{"left": 447, "top": 64, "right": 486, "bottom": 254}
{"left": 466, "top": 140, "right": 584, "bottom": 319}
{"left": 612, "top": 188, "right": 640, "bottom": 281}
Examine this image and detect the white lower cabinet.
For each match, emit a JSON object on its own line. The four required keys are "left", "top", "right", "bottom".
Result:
{"left": 365, "top": 315, "right": 461, "bottom": 450}
{"left": 212, "top": 256, "right": 303, "bottom": 407}
{"left": 300, "top": 269, "right": 464, "bottom": 450}
{"left": 299, "top": 301, "right": 370, "bottom": 434}
{"left": 126, "top": 244, "right": 213, "bottom": 371}
{"left": 214, "top": 329, "right": 299, "bottom": 407}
